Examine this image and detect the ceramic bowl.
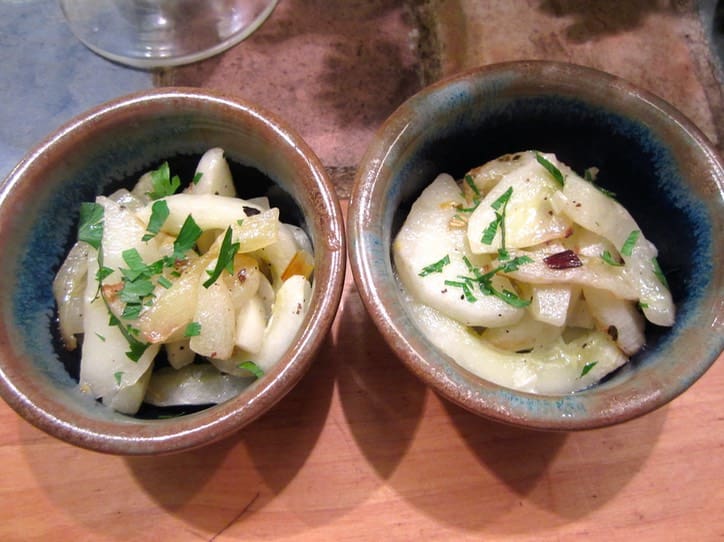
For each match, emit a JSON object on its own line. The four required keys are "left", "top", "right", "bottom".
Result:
{"left": 348, "top": 61, "right": 723, "bottom": 430}
{"left": 0, "top": 88, "right": 345, "bottom": 454}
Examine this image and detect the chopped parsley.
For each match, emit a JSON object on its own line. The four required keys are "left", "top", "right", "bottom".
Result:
{"left": 600, "top": 250, "right": 623, "bottom": 267}
{"left": 620, "top": 230, "right": 640, "bottom": 257}
{"left": 464, "top": 174, "right": 481, "bottom": 199}
{"left": 580, "top": 361, "right": 597, "bottom": 377}
{"left": 142, "top": 199, "right": 170, "bottom": 242}
{"left": 184, "top": 322, "right": 202, "bottom": 337}
{"left": 481, "top": 186, "right": 513, "bottom": 247}
{"left": 169, "top": 214, "right": 202, "bottom": 263}
{"left": 238, "top": 361, "right": 264, "bottom": 379}
{"left": 652, "top": 257, "right": 669, "bottom": 288}
{"left": 78, "top": 202, "right": 104, "bottom": 250}
{"left": 419, "top": 254, "right": 451, "bottom": 277}
{"left": 445, "top": 279, "right": 477, "bottom": 302}
{"left": 203, "top": 227, "right": 240, "bottom": 288}
{"left": 445, "top": 254, "right": 532, "bottom": 308}
{"left": 535, "top": 152, "right": 565, "bottom": 187}
{"left": 147, "top": 162, "right": 181, "bottom": 200}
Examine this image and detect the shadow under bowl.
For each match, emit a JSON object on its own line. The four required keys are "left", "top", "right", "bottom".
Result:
{"left": 0, "top": 88, "right": 346, "bottom": 454}
{"left": 349, "top": 61, "right": 723, "bottom": 430}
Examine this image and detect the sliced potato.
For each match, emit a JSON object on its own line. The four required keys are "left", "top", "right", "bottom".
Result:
{"left": 145, "top": 364, "right": 253, "bottom": 407}
{"left": 235, "top": 295, "right": 266, "bottom": 354}
{"left": 583, "top": 287, "right": 645, "bottom": 356}
{"left": 189, "top": 271, "right": 236, "bottom": 360}
{"left": 467, "top": 151, "right": 571, "bottom": 254}
{"left": 186, "top": 147, "right": 236, "bottom": 197}
{"left": 165, "top": 340, "right": 196, "bottom": 370}
{"left": 136, "top": 193, "right": 264, "bottom": 235}
{"left": 393, "top": 173, "right": 524, "bottom": 327}
{"left": 53, "top": 241, "right": 88, "bottom": 350}
{"left": 405, "top": 290, "right": 627, "bottom": 394}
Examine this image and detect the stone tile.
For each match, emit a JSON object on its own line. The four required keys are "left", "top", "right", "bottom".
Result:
{"left": 165, "top": 0, "right": 423, "bottom": 195}
{"left": 418, "top": 0, "right": 722, "bottom": 148}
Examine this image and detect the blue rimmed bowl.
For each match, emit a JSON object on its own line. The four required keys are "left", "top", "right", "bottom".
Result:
{"left": 348, "top": 61, "right": 723, "bottom": 430}
{"left": 0, "top": 88, "right": 346, "bottom": 454}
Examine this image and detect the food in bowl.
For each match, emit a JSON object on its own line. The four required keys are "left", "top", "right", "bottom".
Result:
{"left": 53, "top": 148, "right": 313, "bottom": 415}
{"left": 393, "top": 150, "right": 674, "bottom": 394}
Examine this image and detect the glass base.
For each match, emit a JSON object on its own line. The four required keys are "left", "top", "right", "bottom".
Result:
{"left": 60, "top": 0, "right": 279, "bottom": 69}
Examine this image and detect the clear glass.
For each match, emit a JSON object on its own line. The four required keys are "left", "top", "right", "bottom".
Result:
{"left": 59, "top": 0, "right": 279, "bottom": 69}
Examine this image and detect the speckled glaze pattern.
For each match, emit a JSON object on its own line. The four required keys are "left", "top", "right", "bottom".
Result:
{"left": 0, "top": 88, "right": 345, "bottom": 454}
{"left": 349, "top": 61, "right": 723, "bottom": 430}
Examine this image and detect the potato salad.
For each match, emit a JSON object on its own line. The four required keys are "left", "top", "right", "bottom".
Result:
{"left": 393, "top": 151, "right": 674, "bottom": 394}
{"left": 53, "top": 148, "right": 313, "bottom": 415}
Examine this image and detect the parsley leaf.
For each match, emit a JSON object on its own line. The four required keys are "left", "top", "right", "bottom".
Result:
{"left": 169, "top": 214, "right": 202, "bottom": 263}
{"left": 147, "top": 162, "right": 181, "bottom": 200}
{"left": 580, "top": 361, "right": 597, "bottom": 377}
{"left": 481, "top": 214, "right": 502, "bottom": 245}
{"left": 203, "top": 227, "right": 240, "bottom": 288}
{"left": 621, "top": 230, "right": 640, "bottom": 257}
{"left": 184, "top": 322, "right": 202, "bottom": 337}
{"left": 78, "top": 202, "right": 104, "bottom": 250}
{"left": 238, "top": 361, "right": 264, "bottom": 379}
{"left": 142, "top": 199, "right": 170, "bottom": 242}
{"left": 192, "top": 172, "right": 203, "bottom": 185}
{"left": 652, "top": 257, "right": 669, "bottom": 288}
{"left": 464, "top": 174, "right": 481, "bottom": 198}
{"left": 535, "top": 152, "right": 565, "bottom": 187}
{"left": 419, "top": 254, "right": 451, "bottom": 277}
{"left": 601, "top": 250, "right": 623, "bottom": 266}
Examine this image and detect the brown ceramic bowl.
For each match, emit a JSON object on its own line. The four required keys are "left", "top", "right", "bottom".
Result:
{"left": 348, "top": 61, "right": 723, "bottom": 430}
{"left": 0, "top": 88, "right": 345, "bottom": 454}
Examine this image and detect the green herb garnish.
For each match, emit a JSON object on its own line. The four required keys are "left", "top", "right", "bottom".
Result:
{"left": 203, "top": 227, "right": 240, "bottom": 288}
{"left": 480, "top": 214, "right": 502, "bottom": 245}
{"left": 157, "top": 276, "right": 173, "bottom": 289}
{"left": 580, "top": 361, "right": 598, "bottom": 377}
{"left": 184, "top": 322, "right": 202, "bottom": 337}
{"left": 147, "top": 162, "right": 181, "bottom": 200}
{"left": 113, "top": 371, "right": 124, "bottom": 385}
{"left": 444, "top": 279, "right": 478, "bottom": 302}
{"left": 169, "top": 214, "right": 202, "bottom": 263}
{"left": 652, "top": 257, "right": 669, "bottom": 288}
{"left": 78, "top": 202, "right": 104, "bottom": 250}
{"left": 192, "top": 172, "right": 203, "bottom": 185}
{"left": 600, "top": 250, "right": 623, "bottom": 267}
{"left": 238, "top": 361, "right": 264, "bottom": 379}
{"left": 95, "top": 333, "right": 106, "bottom": 342}
{"left": 535, "top": 152, "right": 565, "bottom": 187}
{"left": 142, "top": 199, "right": 170, "bottom": 242}
{"left": 620, "top": 230, "right": 640, "bottom": 257}
{"left": 481, "top": 186, "right": 513, "bottom": 250}
{"left": 638, "top": 301, "right": 650, "bottom": 309}
{"left": 464, "top": 174, "right": 481, "bottom": 199}
{"left": 419, "top": 254, "right": 451, "bottom": 277}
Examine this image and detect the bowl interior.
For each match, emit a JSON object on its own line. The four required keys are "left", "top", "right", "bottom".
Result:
{"left": 0, "top": 89, "right": 345, "bottom": 452}
{"left": 350, "top": 61, "right": 724, "bottom": 429}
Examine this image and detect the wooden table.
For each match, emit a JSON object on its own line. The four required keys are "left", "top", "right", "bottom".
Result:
{"left": 1, "top": 1, "right": 722, "bottom": 541}
{"left": 1, "top": 264, "right": 723, "bottom": 541}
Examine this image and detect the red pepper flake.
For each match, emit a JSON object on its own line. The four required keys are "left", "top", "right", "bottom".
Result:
{"left": 543, "top": 249, "right": 583, "bottom": 269}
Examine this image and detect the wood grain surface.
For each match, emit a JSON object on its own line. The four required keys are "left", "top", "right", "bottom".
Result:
{"left": 1, "top": 259, "right": 722, "bottom": 541}
{"left": 1, "top": 1, "right": 723, "bottom": 540}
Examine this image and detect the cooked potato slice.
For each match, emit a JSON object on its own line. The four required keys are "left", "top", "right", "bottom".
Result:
{"left": 467, "top": 151, "right": 571, "bottom": 254}
{"left": 393, "top": 173, "right": 524, "bottom": 327}
{"left": 187, "top": 147, "right": 236, "bottom": 197}
{"left": 583, "top": 287, "right": 645, "bottom": 356}
{"left": 189, "top": 272, "right": 236, "bottom": 360}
